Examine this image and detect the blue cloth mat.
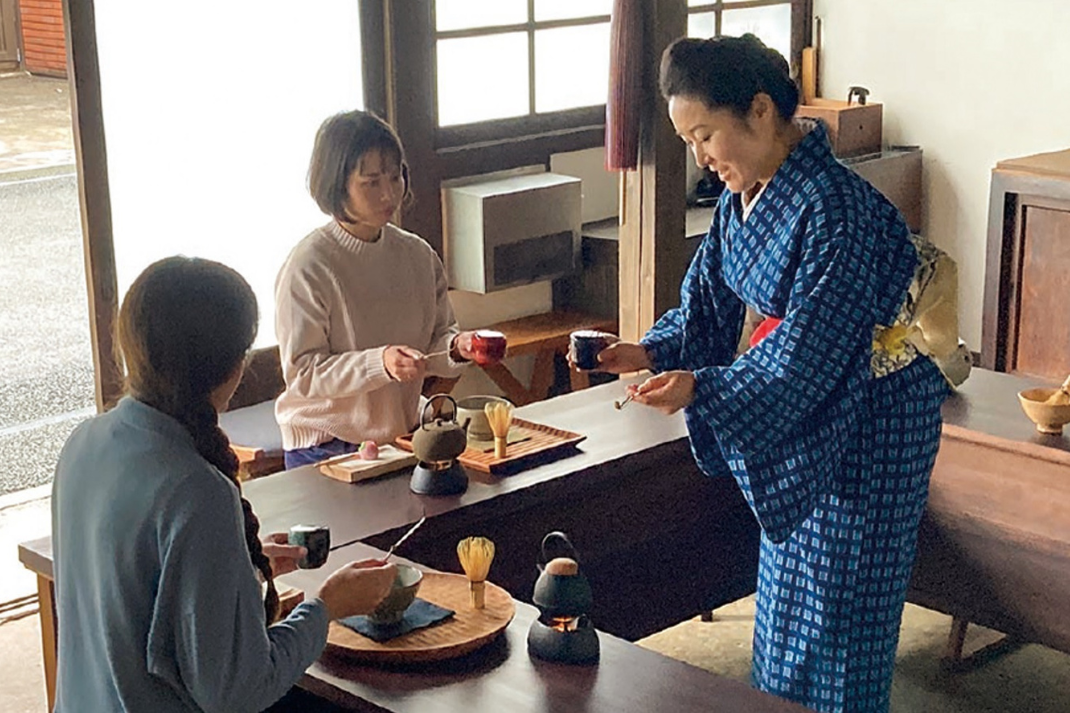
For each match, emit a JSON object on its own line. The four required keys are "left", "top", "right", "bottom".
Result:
{"left": 339, "top": 598, "right": 455, "bottom": 643}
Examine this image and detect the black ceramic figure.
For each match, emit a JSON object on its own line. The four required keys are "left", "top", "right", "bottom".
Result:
{"left": 527, "top": 531, "right": 600, "bottom": 664}
{"left": 288, "top": 524, "right": 330, "bottom": 569}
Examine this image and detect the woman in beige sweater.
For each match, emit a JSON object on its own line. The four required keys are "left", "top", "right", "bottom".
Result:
{"left": 276, "top": 110, "right": 479, "bottom": 469}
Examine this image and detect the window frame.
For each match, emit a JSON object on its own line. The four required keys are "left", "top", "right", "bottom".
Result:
{"left": 432, "top": 7, "right": 612, "bottom": 146}
{"left": 688, "top": 0, "right": 798, "bottom": 58}
{"left": 390, "top": 0, "right": 810, "bottom": 254}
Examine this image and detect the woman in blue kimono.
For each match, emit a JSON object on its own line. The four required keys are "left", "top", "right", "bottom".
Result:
{"left": 597, "top": 35, "right": 950, "bottom": 713}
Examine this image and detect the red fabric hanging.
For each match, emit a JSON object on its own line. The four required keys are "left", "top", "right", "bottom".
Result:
{"left": 605, "top": 0, "right": 643, "bottom": 171}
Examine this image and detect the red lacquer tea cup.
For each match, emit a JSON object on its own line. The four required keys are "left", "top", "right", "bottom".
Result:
{"left": 471, "top": 330, "right": 507, "bottom": 366}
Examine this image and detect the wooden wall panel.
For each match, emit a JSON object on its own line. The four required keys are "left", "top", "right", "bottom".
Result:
{"left": 982, "top": 158, "right": 1070, "bottom": 372}
{"left": 1013, "top": 204, "right": 1070, "bottom": 380}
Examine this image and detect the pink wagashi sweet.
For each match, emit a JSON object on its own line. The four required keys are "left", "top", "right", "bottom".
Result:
{"left": 358, "top": 441, "right": 380, "bottom": 460}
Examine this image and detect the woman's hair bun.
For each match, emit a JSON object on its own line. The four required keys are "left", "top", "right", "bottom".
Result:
{"left": 740, "top": 33, "right": 790, "bottom": 79}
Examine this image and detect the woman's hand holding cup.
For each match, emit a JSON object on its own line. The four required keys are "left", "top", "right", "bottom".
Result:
{"left": 263, "top": 532, "right": 307, "bottom": 577}
{"left": 317, "top": 559, "right": 397, "bottom": 621}
{"left": 570, "top": 336, "right": 653, "bottom": 375}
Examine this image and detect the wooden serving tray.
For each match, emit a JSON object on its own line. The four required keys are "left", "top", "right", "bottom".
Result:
{"left": 317, "top": 445, "right": 417, "bottom": 483}
{"left": 396, "top": 418, "right": 585, "bottom": 474}
{"left": 325, "top": 572, "right": 515, "bottom": 664}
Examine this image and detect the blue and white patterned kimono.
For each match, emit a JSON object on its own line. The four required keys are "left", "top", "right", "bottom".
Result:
{"left": 641, "top": 121, "right": 949, "bottom": 713}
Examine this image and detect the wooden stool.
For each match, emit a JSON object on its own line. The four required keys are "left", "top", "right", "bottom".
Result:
{"left": 478, "top": 311, "right": 617, "bottom": 406}
{"left": 220, "top": 400, "right": 285, "bottom": 479}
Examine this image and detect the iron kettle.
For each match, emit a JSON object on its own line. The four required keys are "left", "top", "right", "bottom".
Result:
{"left": 411, "top": 394, "right": 470, "bottom": 463}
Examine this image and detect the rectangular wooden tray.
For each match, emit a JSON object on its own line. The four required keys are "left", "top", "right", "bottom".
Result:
{"left": 396, "top": 418, "right": 585, "bottom": 474}
{"left": 318, "top": 445, "right": 418, "bottom": 483}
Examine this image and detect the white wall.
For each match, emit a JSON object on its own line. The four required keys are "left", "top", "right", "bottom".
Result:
{"left": 814, "top": 0, "right": 1070, "bottom": 348}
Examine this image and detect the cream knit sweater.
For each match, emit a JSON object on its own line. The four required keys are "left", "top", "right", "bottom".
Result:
{"left": 274, "top": 222, "right": 464, "bottom": 450}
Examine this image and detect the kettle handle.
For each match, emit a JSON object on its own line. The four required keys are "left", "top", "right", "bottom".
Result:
{"left": 420, "top": 394, "right": 458, "bottom": 428}
{"left": 539, "top": 530, "right": 580, "bottom": 566}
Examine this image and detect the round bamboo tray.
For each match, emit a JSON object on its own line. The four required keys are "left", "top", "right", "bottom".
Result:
{"left": 325, "top": 571, "right": 515, "bottom": 663}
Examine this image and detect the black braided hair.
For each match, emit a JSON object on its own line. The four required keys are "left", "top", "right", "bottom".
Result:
{"left": 117, "top": 256, "right": 279, "bottom": 623}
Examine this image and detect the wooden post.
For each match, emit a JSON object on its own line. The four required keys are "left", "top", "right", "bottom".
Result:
{"left": 63, "top": 0, "right": 121, "bottom": 412}
{"left": 387, "top": 0, "right": 444, "bottom": 255}
{"left": 618, "top": 0, "right": 688, "bottom": 341}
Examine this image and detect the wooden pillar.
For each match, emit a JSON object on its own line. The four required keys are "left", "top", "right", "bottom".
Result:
{"left": 63, "top": 0, "right": 121, "bottom": 412}
{"left": 387, "top": 0, "right": 444, "bottom": 255}
{"left": 618, "top": 0, "right": 688, "bottom": 342}
{"left": 360, "top": 0, "right": 389, "bottom": 120}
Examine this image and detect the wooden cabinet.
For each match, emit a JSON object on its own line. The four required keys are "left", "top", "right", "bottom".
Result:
{"left": 843, "top": 147, "right": 923, "bottom": 233}
{"left": 982, "top": 149, "right": 1070, "bottom": 380}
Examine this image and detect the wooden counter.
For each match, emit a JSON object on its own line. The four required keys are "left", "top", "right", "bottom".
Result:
{"left": 23, "top": 367, "right": 1070, "bottom": 710}
{"left": 908, "top": 368, "right": 1070, "bottom": 655}
{"left": 279, "top": 543, "right": 807, "bottom": 713}
{"left": 241, "top": 375, "right": 759, "bottom": 642}
{"left": 16, "top": 535, "right": 801, "bottom": 713}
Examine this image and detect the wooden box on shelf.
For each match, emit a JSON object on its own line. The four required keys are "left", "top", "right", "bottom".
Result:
{"left": 797, "top": 99, "right": 883, "bottom": 158}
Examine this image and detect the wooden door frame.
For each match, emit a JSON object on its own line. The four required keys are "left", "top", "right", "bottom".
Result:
{"left": 619, "top": 0, "right": 813, "bottom": 339}
{"left": 63, "top": 0, "right": 120, "bottom": 411}
{"left": 0, "top": 0, "right": 21, "bottom": 71}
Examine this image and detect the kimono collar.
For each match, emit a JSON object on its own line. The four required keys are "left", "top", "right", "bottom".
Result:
{"left": 728, "top": 118, "right": 832, "bottom": 219}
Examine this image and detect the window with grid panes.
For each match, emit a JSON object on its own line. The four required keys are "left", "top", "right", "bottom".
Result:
{"left": 434, "top": 0, "right": 612, "bottom": 131}
{"left": 432, "top": 1, "right": 800, "bottom": 147}
{"left": 688, "top": 1, "right": 792, "bottom": 60}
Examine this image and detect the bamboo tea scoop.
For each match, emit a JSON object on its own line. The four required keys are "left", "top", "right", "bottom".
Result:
{"left": 1044, "top": 374, "right": 1070, "bottom": 406}
{"left": 420, "top": 349, "right": 450, "bottom": 361}
{"left": 614, "top": 394, "right": 633, "bottom": 410}
{"left": 382, "top": 513, "right": 426, "bottom": 562}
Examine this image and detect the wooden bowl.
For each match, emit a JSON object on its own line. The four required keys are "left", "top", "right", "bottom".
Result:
{"left": 1017, "top": 388, "right": 1070, "bottom": 434}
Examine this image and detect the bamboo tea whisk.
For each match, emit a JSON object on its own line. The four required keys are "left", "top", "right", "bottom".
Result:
{"left": 457, "top": 537, "right": 496, "bottom": 608}
{"left": 485, "top": 401, "right": 513, "bottom": 459}
{"left": 1044, "top": 374, "right": 1070, "bottom": 406}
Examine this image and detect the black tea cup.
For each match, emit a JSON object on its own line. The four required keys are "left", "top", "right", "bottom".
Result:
{"left": 570, "top": 330, "right": 610, "bottom": 371}
{"left": 288, "top": 525, "right": 330, "bottom": 569}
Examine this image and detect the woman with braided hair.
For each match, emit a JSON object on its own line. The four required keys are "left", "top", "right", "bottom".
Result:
{"left": 51, "top": 256, "right": 396, "bottom": 712}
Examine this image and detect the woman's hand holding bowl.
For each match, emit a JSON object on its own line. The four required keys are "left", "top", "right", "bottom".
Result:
{"left": 262, "top": 532, "right": 306, "bottom": 577}
{"left": 317, "top": 559, "right": 398, "bottom": 621}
